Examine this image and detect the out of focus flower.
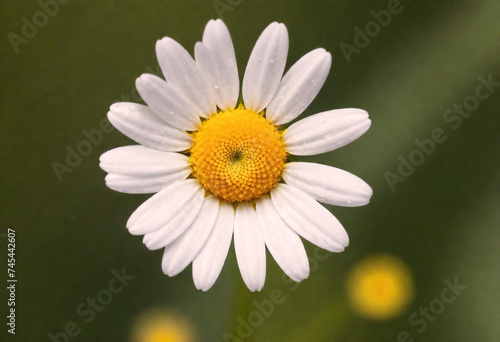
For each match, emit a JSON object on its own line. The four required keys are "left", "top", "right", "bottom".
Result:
{"left": 131, "top": 309, "right": 196, "bottom": 342}
{"left": 346, "top": 254, "right": 414, "bottom": 320}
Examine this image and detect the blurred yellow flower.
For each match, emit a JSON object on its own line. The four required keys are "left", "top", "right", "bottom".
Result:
{"left": 346, "top": 254, "right": 414, "bottom": 320}
{"left": 131, "top": 309, "right": 196, "bottom": 342}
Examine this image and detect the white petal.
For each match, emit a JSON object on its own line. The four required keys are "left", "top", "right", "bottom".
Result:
{"left": 195, "top": 19, "right": 239, "bottom": 111}
{"left": 99, "top": 145, "right": 190, "bottom": 176}
{"left": 192, "top": 202, "right": 234, "bottom": 291}
{"left": 284, "top": 109, "right": 371, "bottom": 156}
{"left": 242, "top": 22, "right": 288, "bottom": 113}
{"left": 141, "top": 195, "right": 207, "bottom": 250}
{"left": 271, "top": 183, "right": 348, "bottom": 252}
{"left": 156, "top": 37, "right": 216, "bottom": 118}
{"left": 282, "top": 162, "right": 373, "bottom": 207}
{"left": 256, "top": 197, "right": 309, "bottom": 282}
{"left": 100, "top": 146, "right": 191, "bottom": 194}
{"left": 107, "top": 102, "right": 192, "bottom": 151}
{"left": 136, "top": 74, "right": 201, "bottom": 131}
{"left": 104, "top": 173, "right": 188, "bottom": 194}
{"left": 161, "top": 195, "right": 219, "bottom": 276}
{"left": 234, "top": 203, "right": 266, "bottom": 292}
{"left": 266, "top": 48, "right": 331, "bottom": 125}
{"left": 127, "top": 179, "right": 203, "bottom": 236}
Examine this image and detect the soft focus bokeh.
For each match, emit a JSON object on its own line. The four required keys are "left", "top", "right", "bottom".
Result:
{"left": 346, "top": 254, "right": 414, "bottom": 321}
{"left": 1, "top": 0, "right": 499, "bottom": 341}
{"left": 131, "top": 309, "right": 196, "bottom": 342}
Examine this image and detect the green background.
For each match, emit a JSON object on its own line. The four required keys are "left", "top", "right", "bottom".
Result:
{"left": 1, "top": 0, "right": 499, "bottom": 341}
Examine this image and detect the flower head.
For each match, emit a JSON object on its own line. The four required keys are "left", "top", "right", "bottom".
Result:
{"left": 131, "top": 309, "right": 195, "bottom": 342}
{"left": 100, "top": 19, "right": 373, "bottom": 291}
{"left": 346, "top": 255, "right": 414, "bottom": 320}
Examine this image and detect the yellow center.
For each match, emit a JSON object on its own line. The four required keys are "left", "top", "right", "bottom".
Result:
{"left": 190, "top": 107, "right": 287, "bottom": 202}
{"left": 132, "top": 310, "right": 195, "bottom": 342}
{"left": 346, "top": 255, "right": 414, "bottom": 320}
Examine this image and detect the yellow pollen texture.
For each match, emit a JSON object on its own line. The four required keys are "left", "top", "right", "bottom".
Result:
{"left": 190, "top": 107, "right": 287, "bottom": 202}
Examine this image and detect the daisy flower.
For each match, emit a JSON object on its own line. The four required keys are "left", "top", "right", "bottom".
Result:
{"left": 346, "top": 255, "right": 414, "bottom": 320}
{"left": 100, "top": 19, "right": 373, "bottom": 292}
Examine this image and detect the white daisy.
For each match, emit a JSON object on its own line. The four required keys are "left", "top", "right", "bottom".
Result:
{"left": 100, "top": 20, "right": 372, "bottom": 292}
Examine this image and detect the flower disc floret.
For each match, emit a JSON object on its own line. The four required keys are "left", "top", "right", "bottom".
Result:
{"left": 190, "top": 107, "right": 287, "bottom": 202}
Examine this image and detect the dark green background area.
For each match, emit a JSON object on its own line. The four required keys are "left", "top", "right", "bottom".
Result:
{"left": 1, "top": 0, "right": 499, "bottom": 341}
